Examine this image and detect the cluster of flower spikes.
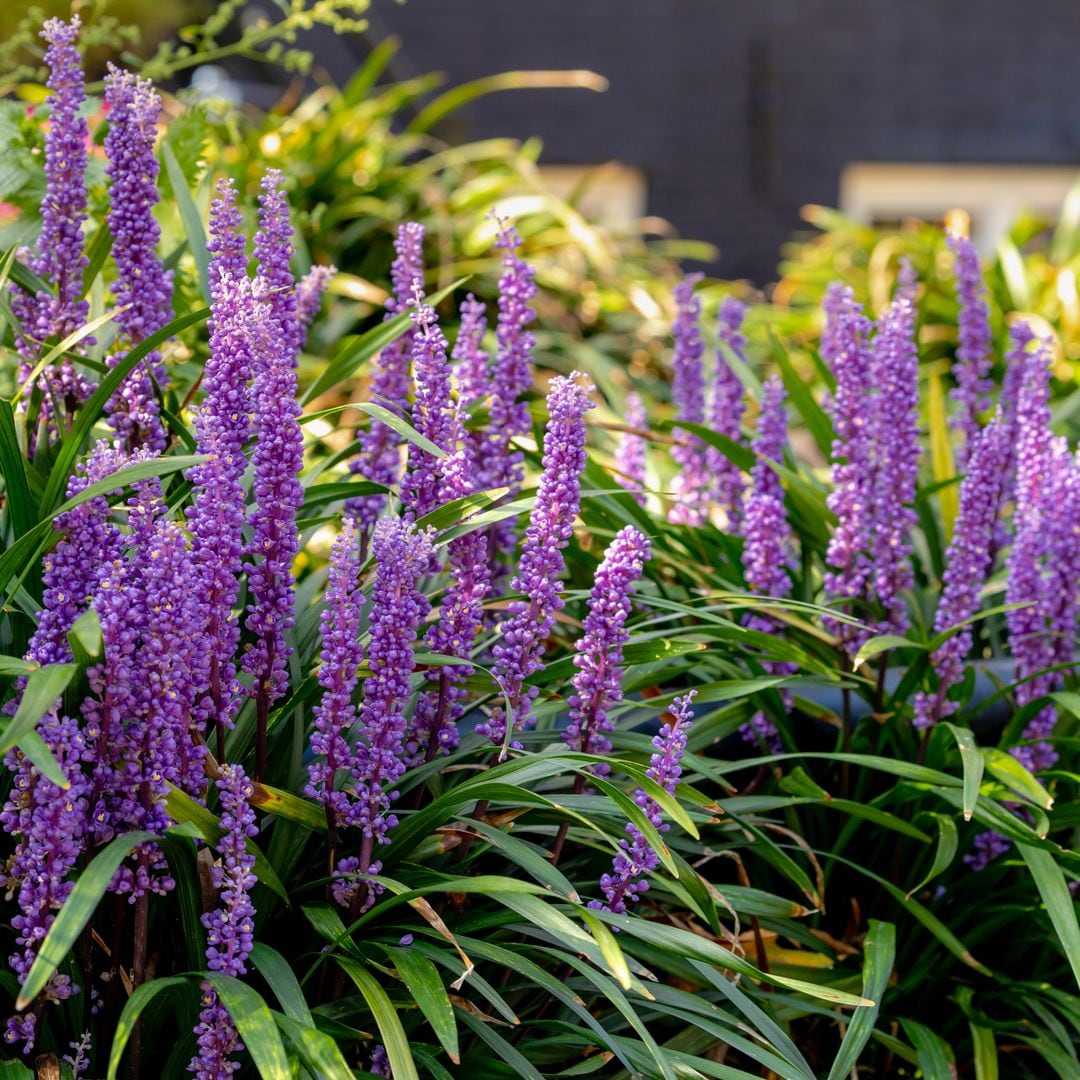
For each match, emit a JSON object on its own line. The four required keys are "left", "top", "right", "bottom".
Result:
{"left": 349, "top": 222, "right": 426, "bottom": 525}
{"left": 332, "top": 519, "right": 435, "bottom": 911}
{"left": 82, "top": 478, "right": 209, "bottom": 900}
{"left": 947, "top": 232, "right": 994, "bottom": 472}
{"left": 190, "top": 765, "right": 259, "bottom": 1080}
{"left": 592, "top": 690, "right": 696, "bottom": 914}
{"left": 477, "top": 373, "right": 596, "bottom": 751}
{"left": 242, "top": 173, "right": 307, "bottom": 716}
{"left": 739, "top": 376, "right": 796, "bottom": 752}
{"left": 14, "top": 16, "right": 95, "bottom": 445}
{"left": 913, "top": 414, "right": 1009, "bottom": 730}
{"left": 0, "top": 443, "right": 127, "bottom": 1052}
{"left": 822, "top": 272, "right": 921, "bottom": 658}
{"left": 562, "top": 526, "right": 652, "bottom": 768}
{"left": 614, "top": 390, "right": 648, "bottom": 505}
{"left": 400, "top": 285, "right": 493, "bottom": 761}
{"left": 102, "top": 63, "right": 174, "bottom": 454}
{"left": 667, "top": 273, "right": 711, "bottom": 526}
{"left": 706, "top": 296, "right": 748, "bottom": 525}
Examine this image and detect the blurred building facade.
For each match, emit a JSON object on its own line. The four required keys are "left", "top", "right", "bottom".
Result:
{"left": 312, "top": 0, "right": 1080, "bottom": 282}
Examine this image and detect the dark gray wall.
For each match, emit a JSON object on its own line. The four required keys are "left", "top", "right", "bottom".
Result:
{"left": 337, "top": 1, "right": 1080, "bottom": 282}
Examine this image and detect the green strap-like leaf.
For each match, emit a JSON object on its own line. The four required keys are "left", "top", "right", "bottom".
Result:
{"left": 943, "top": 723, "right": 984, "bottom": 821}
{"left": 161, "top": 143, "right": 210, "bottom": 303}
{"left": 0, "top": 400, "right": 35, "bottom": 538}
{"left": 335, "top": 955, "right": 420, "bottom": 1080}
{"left": 384, "top": 944, "right": 460, "bottom": 1063}
{"left": 18, "top": 829, "right": 157, "bottom": 1008}
{"left": 825, "top": 920, "right": 896, "bottom": 1080}
{"left": 0, "top": 662, "right": 76, "bottom": 787}
{"left": 275, "top": 1012, "right": 354, "bottom": 1079}
{"left": 203, "top": 973, "right": 291, "bottom": 1080}
{"left": 250, "top": 942, "right": 313, "bottom": 1025}
{"left": 1018, "top": 843, "right": 1080, "bottom": 992}
{"left": 106, "top": 975, "right": 189, "bottom": 1079}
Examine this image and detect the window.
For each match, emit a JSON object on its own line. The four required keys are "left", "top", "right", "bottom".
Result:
{"left": 840, "top": 163, "right": 1080, "bottom": 253}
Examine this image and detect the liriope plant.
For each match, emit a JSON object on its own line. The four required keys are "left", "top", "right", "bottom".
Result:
{"left": 0, "top": 11, "right": 1076, "bottom": 1080}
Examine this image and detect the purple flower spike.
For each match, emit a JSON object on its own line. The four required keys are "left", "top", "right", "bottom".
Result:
{"left": 402, "top": 285, "right": 469, "bottom": 519}
{"left": 453, "top": 293, "right": 491, "bottom": 409}
{"left": 254, "top": 169, "right": 299, "bottom": 359}
{"left": 18, "top": 17, "right": 90, "bottom": 344}
{"left": 103, "top": 64, "right": 173, "bottom": 454}
{"left": 15, "top": 16, "right": 96, "bottom": 442}
{"left": 243, "top": 288, "right": 305, "bottom": 743}
{"left": 668, "top": 274, "right": 710, "bottom": 526}
{"left": 707, "top": 297, "right": 747, "bottom": 524}
{"left": 83, "top": 485, "right": 208, "bottom": 899}
{"left": 190, "top": 764, "right": 258, "bottom": 1080}
{"left": 563, "top": 526, "right": 652, "bottom": 767}
{"left": 1004, "top": 332, "right": 1075, "bottom": 772}
{"left": 207, "top": 178, "right": 248, "bottom": 291}
{"left": 306, "top": 519, "right": 364, "bottom": 830}
{"left": 963, "top": 829, "right": 1011, "bottom": 872}
{"left": 592, "top": 690, "right": 695, "bottom": 914}
{"left": 346, "top": 520, "right": 434, "bottom": 906}
{"left": 483, "top": 219, "right": 538, "bottom": 497}
{"left": 822, "top": 283, "right": 876, "bottom": 659}
{"left": 1007, "top": 339, "right": 1054, "bottom": 704}
{"left": 947, "top": 233, "right": 993, "bottom": 471}
{"left": 295, "top": 264, "right": 336, "bottom": 343}
{"left": 870, "top": 268, "right": 921, "bottom": 636}
{"left": 188, "top": 212, "right": 256, "bottom": 744}
{"left": 614, "top": 391, "right": 648, "bottom": 505}
{"left": 27, "top": 442, "right": 127, "bottom": 668}
{"left": 478, "top": 373, "right": 595, "bottom": 750}
{"left": 409, "top": 529, "right": 491, "bottom": 764}
{"left": 740, "top": 377, "right": 796, "bottom": 752}
{"left": 913, "top": 416, "right": 1009, "bottom": 730}
{"left": 467, "top": 220, "right": 540, "bottom": 585}
{"left": 0, "top": 443, "right": 132, "bottom": 1052}
{"left": 349, "top": 222, "right": 425, "bottom": 525}
{"left": 1, "top": 709, "right": 90, "bottom": 1053}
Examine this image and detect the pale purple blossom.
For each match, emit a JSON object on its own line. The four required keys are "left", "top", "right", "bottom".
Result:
{"left": 401, "top": 287, "right": 469, "bottom": 519}
{"left": 740, "top": 377, "right": 795, "bottom": 751}
{"left": 349, "top": 222, "right": 425, "bottom": 525}
{"left": 822, "top": 283, "right": 876, "bottom": 658}
{"left": 707, "top": 297, "right": 747, "bottom": 524}
{"left": 306, "top": 519, "right": 364, "bottom": 830}
{"left": 947, "top": 233, "right": 993, "bottom": 471}
{"left": 453, "top": 293, "right": 490, "bottom": 410}
{"left": 614, "top": 391, "right": 648, "bottom": 505}
{"left": 295, "top": 264, "right": 335, "bottom": 341}
{"left": 668, "top": 274, "right": 710, "bottom": 526}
